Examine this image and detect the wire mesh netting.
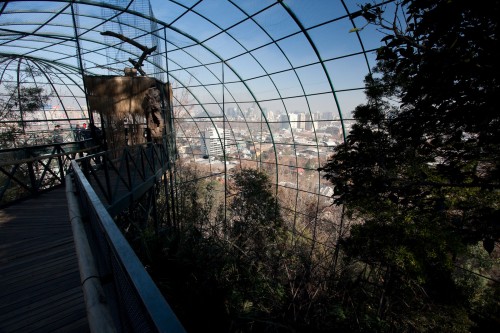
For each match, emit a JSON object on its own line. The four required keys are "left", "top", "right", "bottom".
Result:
{"left": 0, "top": 0, "right": 395, "bottom": 230}
{"left": 2, "top": 2, "right": 499, "bottom": 333}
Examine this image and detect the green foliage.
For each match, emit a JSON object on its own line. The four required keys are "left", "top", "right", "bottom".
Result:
{"left": 129, "top": 168, "right": 353, "bottom": 332}
{"left": 229, "top": 169, "right": 284, "bottom": 258}
{"left": 1, "top": 85, "right": 49, "bottom": 120}
{"left": 130, "top": 169, "right": 286, "bottom": 332}
{"left": 0, "top": 126, "right": 21, "bottom": 148}
{"left": 1, "top": 84, "right": 51, "bottom": 147}
{"left": 322, "top": 0, "right": 500, "bottom": 331}
{"left": 16, "top": 86, "right": 50, "bottom": 112}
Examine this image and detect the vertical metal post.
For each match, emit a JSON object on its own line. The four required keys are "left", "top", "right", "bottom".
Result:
{"left": 163, "top": 28, "right": 180, "bottom": 229}
{"left": 57, "top": 146, "right": 65, "bottom": 183}
{"left": 152, "top": 183, "right": 159, "bottom": 236}
{"left": 16, "top": 59, "right": 25, "bottom": 133}
{"left": 103, "top": 154, "right": 113, "bottom": 204}
{"left": 70, "top": 2, "right": 93, "bottom": 126}
{"left": 27, "top": 161, "right": 37, "bottom": 193}
{"left": 222, "top": 61, "right": 227, "bottom": 226}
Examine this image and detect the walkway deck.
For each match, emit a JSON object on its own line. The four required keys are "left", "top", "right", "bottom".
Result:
{"left": 0, "top": 186, "right": 89, "bottom": 333}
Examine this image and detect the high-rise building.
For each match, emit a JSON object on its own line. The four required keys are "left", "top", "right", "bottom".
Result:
{"left": 279, "top": 114, "right": 289, "bottom": 130}
{"left": 226, "top": 107, "right": 239, "bottom": 119}
{"left": 289, "top": 113, "right": 299, "bottom": 129}
{"left": 200, "top": 127, "right": 231, "bottom": 158}
{"left": 298, "top": 113, "right": 306, "bottom": 129}
{"left": 305, "top": 113, "right": 319, "bottom": 131}
{"left": 323, "top": 112, "right": 336, "bottom": 121}
{"left": 266, "top": 110, "right": 274, "bottom": 121}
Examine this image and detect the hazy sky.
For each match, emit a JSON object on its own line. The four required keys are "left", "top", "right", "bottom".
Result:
{"left": 145, "top": 0, "right": 385, "bottom": 118}
{"left": 0, "top": 0, "right": 391, "bottom": 119}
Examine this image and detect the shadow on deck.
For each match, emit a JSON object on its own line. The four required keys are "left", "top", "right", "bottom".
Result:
{"left": 0, "top": 186, "right": 89, "bottom": 333}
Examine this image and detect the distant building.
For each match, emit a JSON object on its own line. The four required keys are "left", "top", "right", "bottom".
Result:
{"left": 200, "top": 126, "right": 232, "bottom": 158}
{"left": 325, "top": 125, "right": 341, "bottom": 137}
{"left": 305, "top": 113, "right": 319, "bottom": 131}
{"left": 279, "top": 114, "right": 290, "bottom": 130}
{"left": 323, "top": 112, "right": 336, "bottom": 120}
{"left": 289, "top": 113, "right": 298, "bottom": 129}
{"left": 265, "top": 109, "right": 274, "bottom": 121}
{"left": 294, "top": 113, "right": 303, "bottom": 129}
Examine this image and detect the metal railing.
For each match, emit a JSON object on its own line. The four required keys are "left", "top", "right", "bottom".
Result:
{"left": 70, "top": 143, "right": 185, "bottom": 333}
{"left": 0, "top": 139, "right": 99, "bottom": 206}
{"left": 0, "top": 128, "right": 81, "bottom": 148}
{"left": 1, "top": 139, "right": 184, "bottom": 331}
{"left": 72, "top": 143, "right": 173, "bottom": 217}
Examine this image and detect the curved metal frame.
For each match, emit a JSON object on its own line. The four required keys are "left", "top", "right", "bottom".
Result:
{"left": 0, "top": 0, "right": 394, "bottom": 240}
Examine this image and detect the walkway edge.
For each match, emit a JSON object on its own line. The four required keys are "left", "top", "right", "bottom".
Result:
{"left": 65, "top": 174, "right": 117, "bottom": 333}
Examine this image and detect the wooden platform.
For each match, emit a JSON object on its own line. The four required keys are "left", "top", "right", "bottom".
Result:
{"left": 0, "top": 186, "right": 89, "bottom": 332}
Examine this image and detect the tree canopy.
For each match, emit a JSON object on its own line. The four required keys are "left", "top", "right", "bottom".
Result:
{"left": 322, "top": 0, "right": 499, "bottom": 330}
{"left": 325, "top": 0, "right": 499, "bottom": 248}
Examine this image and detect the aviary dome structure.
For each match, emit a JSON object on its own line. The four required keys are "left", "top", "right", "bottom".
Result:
{"left": 0, "top": 0, "right": 394, "bottom": 223}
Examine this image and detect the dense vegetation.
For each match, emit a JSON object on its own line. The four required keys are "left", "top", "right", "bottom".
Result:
{"left": 132, "top": 167, "right": 310, "bottom": 332}
{"left": 122, "top": 0, "right": 499, "bottom": 332}
{"left": 127, "top": 167, "right": 497, "bottom": 332}
{"left": 0, "top": 83, "right": 50, "bottom": 147}
{"left": 0, "top": 83, "right": 51, "bottom": 204}
{"left": 321, "top": 0, "right": 500, "bottom": 331}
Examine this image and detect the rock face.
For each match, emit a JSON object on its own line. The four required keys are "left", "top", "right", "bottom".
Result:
{"left": 142, "top": 87, "right": 164, "bottom": 141}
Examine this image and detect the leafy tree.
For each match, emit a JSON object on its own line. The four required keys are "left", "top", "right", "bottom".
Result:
{"left": 0, "top": 84, "right": 50, "bottom": 147}
{"left": 0, "top": 84, "right": 52, "bottom": 203}
{"left": 229, "top": 168, "right": 284, "bottom": 257}
{"left": 322, "top": 0, "right": 499, "bottom": 331}
{"left": 133, "top": 169, "right": 290, "bottom": 332}
{"left": 1, "top": 84, "right": 50, "bottom": 121}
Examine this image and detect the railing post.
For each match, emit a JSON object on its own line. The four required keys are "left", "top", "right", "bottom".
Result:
{"left": 102, "top": 153, "right": 113, "bottom": 205}
{"left": 151, "top": 183, "right": 159, "bottom": 237}
{"left": 27, "top": 161, "right": 37, "bottom": 193}
{"left": 56, "top": 145, "right": 65, "bottom": 183}
{"left": 125, "top": 147, "right": 132, "bottom": 189}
